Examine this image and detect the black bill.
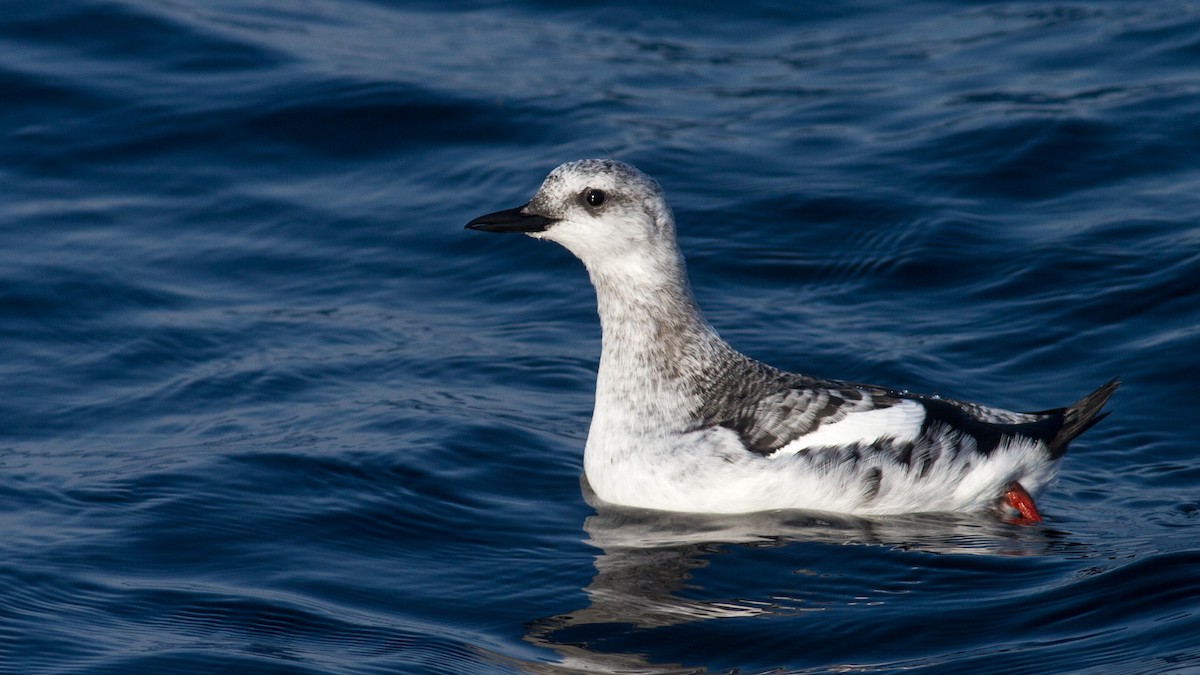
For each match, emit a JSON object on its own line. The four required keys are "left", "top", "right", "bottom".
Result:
{"left": 464, "top": 204, "right": 558, "bottom": 233}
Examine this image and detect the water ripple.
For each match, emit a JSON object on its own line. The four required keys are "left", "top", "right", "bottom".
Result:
{"left": 2, "top": 0, "right": 1198, "bottom": 673}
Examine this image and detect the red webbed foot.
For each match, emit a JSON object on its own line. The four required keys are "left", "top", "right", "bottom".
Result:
{"left": 1003, "top": 481, "right": 1043, "bottom": 524}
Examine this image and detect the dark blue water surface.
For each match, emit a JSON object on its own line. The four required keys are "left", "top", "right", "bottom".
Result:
{"left": 3, "top": 1, "right": 1199, "bottom": 673}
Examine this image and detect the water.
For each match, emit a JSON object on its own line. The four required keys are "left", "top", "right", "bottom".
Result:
{"left": 2, "top": 1, "right": 1198, "bottom": 673}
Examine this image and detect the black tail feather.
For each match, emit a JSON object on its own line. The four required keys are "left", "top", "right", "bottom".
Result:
{"left": 1048, "top": 378, "right": 1120, "bottom": 459}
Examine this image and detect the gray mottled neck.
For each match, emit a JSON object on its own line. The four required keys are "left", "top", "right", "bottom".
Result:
{"left": 586, "top": 248, "right": 736, "bottom": 429}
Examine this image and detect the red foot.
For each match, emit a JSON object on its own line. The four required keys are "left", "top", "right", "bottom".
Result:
{"left": 1004, "top": 481, "right": 1043, "bottom": 524}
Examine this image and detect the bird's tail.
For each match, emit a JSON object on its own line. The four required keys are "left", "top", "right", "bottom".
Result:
{"left": 1047, "top": 378, "right": 1120, "bottom": 458}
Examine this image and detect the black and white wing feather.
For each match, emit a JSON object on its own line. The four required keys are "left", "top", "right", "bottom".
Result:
{"left": 699, "top": 352, "right": 1118, "bottom": 468}
{"left": 696, "top": 355, "right": 907, "bottom": 456}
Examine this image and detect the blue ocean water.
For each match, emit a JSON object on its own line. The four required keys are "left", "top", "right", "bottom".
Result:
{"left": 2, "top": 0, "right": 1199, "bottom": 672}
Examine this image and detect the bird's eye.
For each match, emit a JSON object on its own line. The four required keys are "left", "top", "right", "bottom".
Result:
{"left": 584, "top": 188, "right": 606, "bottom": 208}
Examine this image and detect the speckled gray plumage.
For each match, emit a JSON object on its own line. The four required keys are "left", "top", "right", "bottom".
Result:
{"left": 466, "top": 158, "right": 1118, "bottom": 514}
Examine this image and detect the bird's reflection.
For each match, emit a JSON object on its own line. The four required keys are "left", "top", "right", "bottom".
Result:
{"left": 513, "top": 479, "right": 1074, "bottom": 674}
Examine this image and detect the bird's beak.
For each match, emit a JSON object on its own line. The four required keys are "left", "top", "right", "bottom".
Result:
{"left": 465, "top": 204, "right": 558, "bottom": 233}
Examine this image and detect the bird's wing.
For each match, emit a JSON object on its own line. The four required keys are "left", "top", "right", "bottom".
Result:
{"left": 706, "top": 372, "right": 909, "bottom": 456}
{"left": 700, "top": 355, "right": 1112, "bottom": 462}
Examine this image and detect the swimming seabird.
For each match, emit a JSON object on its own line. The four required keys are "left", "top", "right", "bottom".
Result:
{"left": 466, "top": 159, "right": 1117, "bottom": 521}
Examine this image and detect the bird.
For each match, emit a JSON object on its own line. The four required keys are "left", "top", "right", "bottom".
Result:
{"left": 465, "top": 159, "right": 1118, "bottom": 521}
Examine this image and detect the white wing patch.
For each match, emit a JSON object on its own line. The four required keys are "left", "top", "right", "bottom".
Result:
{"left": 769, "top": 399, "right": 926, "bottom": 457}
